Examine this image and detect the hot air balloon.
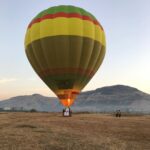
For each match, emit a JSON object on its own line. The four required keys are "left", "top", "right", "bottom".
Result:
{"left": 24, "top": 5, "right": 106, "bottom": 109}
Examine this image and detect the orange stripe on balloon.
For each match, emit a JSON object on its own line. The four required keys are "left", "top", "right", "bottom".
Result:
{"left": 28, "top": 12, "right": 103, "bottom": 30}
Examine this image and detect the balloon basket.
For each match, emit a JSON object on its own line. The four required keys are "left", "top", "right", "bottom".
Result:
{"left": 62, "top": 107, "right": 72, "bottom": 117}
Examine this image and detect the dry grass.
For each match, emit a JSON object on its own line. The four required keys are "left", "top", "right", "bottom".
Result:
{"left": 0, "top": 112, "right": 150, "bottom": 150}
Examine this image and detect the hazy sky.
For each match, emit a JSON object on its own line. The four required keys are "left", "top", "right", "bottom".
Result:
{"left": 0, "top": 0, "right": 150, "bottom": 100}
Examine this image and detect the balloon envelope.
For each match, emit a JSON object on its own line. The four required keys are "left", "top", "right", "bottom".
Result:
{"left": 25, "top": 5, "right": 106, "bottom": 107}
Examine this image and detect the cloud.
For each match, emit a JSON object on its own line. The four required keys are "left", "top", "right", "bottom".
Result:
{"left": 0, "top": 78, "right": 17, "bottom": 83}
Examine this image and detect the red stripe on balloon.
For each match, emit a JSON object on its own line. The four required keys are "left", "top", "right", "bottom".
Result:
{"left": 71, "top": 91, "right": 79, "bottom": 95}
{"left": 28, "top": 12, "right": 103, "bottom": 30}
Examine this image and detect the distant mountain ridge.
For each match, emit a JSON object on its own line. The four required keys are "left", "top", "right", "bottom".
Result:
{"left": 0, "top": 94, "right": 60, "bottom": 112}
{"left": 0, "top": 85, "right": 150, "bottom": 113}
{"left": 73, "top": 85, "right": 150, "bottom": 113}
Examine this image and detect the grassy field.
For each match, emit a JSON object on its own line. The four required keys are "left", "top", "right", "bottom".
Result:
{"left": 0, "top": 112, "right": 149, "bottom": 150}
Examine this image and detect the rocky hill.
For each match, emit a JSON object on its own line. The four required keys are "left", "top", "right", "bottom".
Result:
{"left": 73, "top": 85, "right": 150, "bottom": 113}
{"left": 0, "top": 85, "right": 150, "bottom": 113}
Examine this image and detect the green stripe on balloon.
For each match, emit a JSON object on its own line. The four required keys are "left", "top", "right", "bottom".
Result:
{"left": 33, "top": 5, "right": 96, "bottom": 20}
{"left": 25, "top": 35, "right": 103, "bottom": 75}
{"left": 42, "top": 74, "right": 91, "bottom": 91}
{"left": 25, "top": 35, "right": 105, "bottom": 92}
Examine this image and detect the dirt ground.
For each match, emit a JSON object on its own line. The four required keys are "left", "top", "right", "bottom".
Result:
{"left": 0, "top": 112, "right": 149, "bottom": 150}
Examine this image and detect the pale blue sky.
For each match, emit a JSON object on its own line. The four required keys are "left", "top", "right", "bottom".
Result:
{"left": 0, "top": 0, "right": 150, "bottom": 99}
